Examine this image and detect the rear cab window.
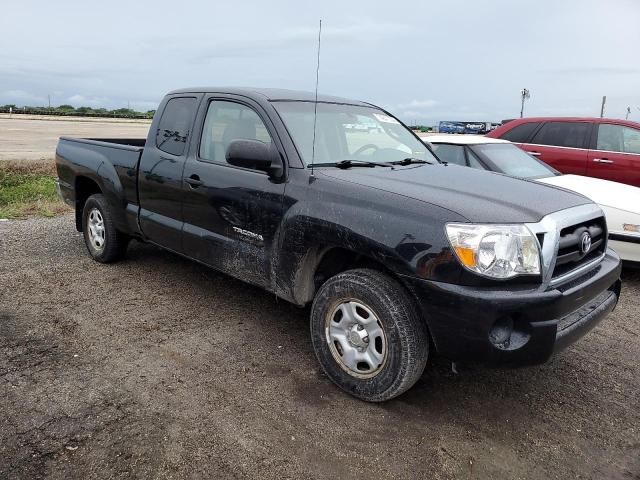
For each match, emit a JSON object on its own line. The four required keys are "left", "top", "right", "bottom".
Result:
{"left": 155, "top": 97, "right": 198, "bottom": 156}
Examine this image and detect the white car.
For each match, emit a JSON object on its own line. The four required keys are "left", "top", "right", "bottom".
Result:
{"left": 422, "top": 134, "right": 640, "bottom": 264}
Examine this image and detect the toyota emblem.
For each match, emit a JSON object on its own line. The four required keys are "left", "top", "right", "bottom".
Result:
{"left": 580, "top": 231, "right": 592, "bottom": 254}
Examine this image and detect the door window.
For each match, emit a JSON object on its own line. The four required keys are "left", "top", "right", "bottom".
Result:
{"left": 155, "top": 97, "right": 197, "bottom": 156}
{"left": 596, "top": 124, "right": 640, "bottom": 154}
{"left": 466, "top": 149, "right": 486, "bottom": 169}
{"left": 530, "top": 121, "right": 590, "bottom": 148}
{"left": 499, "top": 122, "right": 540, "bottom": 142}
{"left": 431, "top": 144, "right": 486, "bottom": 169}
{"left": 199, "top": 101, "right": 272, "bottom": 163}
{"left": 431, "top": 143, "right": 467, "bottom": 166}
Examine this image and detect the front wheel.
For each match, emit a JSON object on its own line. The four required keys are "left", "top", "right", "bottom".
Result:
{"left": 82, "top": 194, "right": 128, "bottom": 263}
{"left": 310, "top": 268, "right": 429, "bottom": 402}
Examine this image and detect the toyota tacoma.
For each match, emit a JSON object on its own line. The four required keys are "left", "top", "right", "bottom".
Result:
{"left": 55, "top": 88, "right": 622, "bottom": 401}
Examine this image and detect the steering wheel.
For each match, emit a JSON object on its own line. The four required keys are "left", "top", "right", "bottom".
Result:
{"left": 353, "top": 144, "right": 379, "bottom": 157}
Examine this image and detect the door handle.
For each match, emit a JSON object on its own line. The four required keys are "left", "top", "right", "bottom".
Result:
{"left": 526, "top": 151, "right": 541, "bottom": 156}
{"left": 185, "top": 175, "right": 203, "bottom": 187}
{"left": 593, "top": 158, "right": 614, "bottom": 164}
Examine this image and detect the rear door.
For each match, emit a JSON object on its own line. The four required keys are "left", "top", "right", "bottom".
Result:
{"left": 520, "top": 121, "right": 592, "bottom": 175}
{"left": 138, "top": 95, "right": 201, "bottom": 252}
{"left": 587, "top": 122, "right": 640, "bottom": 186}
{"left": 181, "top": 96, "right": 286, "bottom": 288}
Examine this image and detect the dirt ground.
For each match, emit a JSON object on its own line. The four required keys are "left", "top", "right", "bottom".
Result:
{"left": 0, "top": 117, "right": 150, "bottom": 161}
{"left": 1, "top": 214, "right": 639, "bottom": 479}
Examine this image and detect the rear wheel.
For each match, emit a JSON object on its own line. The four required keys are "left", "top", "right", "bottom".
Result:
{"left": 310, "top": 268, "right": 429, "bottom": 402}
{"left": 82, "top": 194, "right": 128, "bottom": 263}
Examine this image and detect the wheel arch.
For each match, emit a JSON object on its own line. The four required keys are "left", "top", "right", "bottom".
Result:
{"left": 293, "top": 245, "right": 394, "bottom": 305}
{"left": 287, "top": 244, "right": 437, "bottom": 352}
{"left": 74, "top": 175, "right": 103, "bottom": 231}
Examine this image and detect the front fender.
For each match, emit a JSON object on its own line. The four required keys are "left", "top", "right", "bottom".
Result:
{"left": 273, "top": 198, "right": 457, "bottom": 304}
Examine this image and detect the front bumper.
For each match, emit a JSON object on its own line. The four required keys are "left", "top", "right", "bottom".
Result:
{"left": 608, "top": 233, "right": 640, "bottom": 264}
{"left": 402, "top": 249, "right": 622, "bottom": 367}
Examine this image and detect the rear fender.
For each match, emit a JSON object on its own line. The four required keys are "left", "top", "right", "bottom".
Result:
{"left": 57, "top": 141, "right": 128, "bottom": 231}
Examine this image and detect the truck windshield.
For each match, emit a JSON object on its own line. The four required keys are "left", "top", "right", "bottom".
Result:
{"left": 272, "top": 101, "right": 437, "bottom": 166}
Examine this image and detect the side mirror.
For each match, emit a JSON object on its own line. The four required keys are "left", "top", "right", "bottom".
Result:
{"left": 226, "top": 139, "right": 283, "bottom": 177}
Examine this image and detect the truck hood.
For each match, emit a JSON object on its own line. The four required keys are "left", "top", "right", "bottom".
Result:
{"left": 318, "top": 163, "right": 591, "bottom": 223}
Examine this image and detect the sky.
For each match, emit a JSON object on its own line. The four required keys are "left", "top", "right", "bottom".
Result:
{"left": 1, "top": 0, "right": 639, "bottom": 124}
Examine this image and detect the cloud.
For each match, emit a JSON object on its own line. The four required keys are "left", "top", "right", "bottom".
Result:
{"left": 0, "top": 88, "right": 158, "bottom": 110}
{"left": 129, "top": 100, "right": 160, "bottom": 112}
{"left": 397, "top": 109, "right": 491, "bottom": 123}
{"left": 283, "top": 21, "right": 413, "bottom": 41}
{"left": 542, "top": 66, "right": 640, "bottom": 75}
{"left": 61, "top": 96, "right": 159, "bottom": 111}
{"left": 186, "top": 20, "right": 413, "bottom": 64}
{"left": 0, "top": 90, "right": 47, "bottom": 105}
{"left": 1, "top": 0, "right": 638, "bottom": 119}
{"left": 392, "top": 99, "right": 441, "bottom": 123}
{"left": 396, "top": 99, "right": 439, "bottom": 110}
{"left": 65, "top": 95, "right": 111, "bottom": 107}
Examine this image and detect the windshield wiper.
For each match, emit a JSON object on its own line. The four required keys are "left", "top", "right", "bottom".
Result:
{"left": 391, "top": 157, "right": 438, "bottom": 166}
{"left": 310, "top": 159, "right": 394, "bottom": 169}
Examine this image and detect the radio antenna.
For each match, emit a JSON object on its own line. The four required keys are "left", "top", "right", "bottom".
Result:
{"left": 310, "top": 19, "right": 322, "bottom": 178}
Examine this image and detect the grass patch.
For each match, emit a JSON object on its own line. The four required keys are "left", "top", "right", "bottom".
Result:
{"left": 0, "top": 160, "right": 71, "bottom": 219}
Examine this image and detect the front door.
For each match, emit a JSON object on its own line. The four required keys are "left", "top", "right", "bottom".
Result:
{"left": 587, "top": 122, "right": 640, "bottom": 187}
{"left": 181, "top": 97, "right": 286, "bottom": 288}
{"left": 138, "top": 95, "right": 201, "bottom": 252}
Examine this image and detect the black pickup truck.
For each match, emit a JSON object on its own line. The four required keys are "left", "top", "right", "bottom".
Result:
{"left": 56, "top": 88, "right": 622, "bottom": 401}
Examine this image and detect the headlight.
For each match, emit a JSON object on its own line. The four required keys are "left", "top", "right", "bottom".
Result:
{"left": 623, "top": 223, "right": 640, "bottom": 233}
{"left": 445, "top": 223, "right": 540, "bottom": 279}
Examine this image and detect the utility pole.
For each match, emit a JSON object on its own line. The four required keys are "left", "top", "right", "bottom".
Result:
{"left": 520, "top": 88, "right": 530, "bottom": 118}
{"left": 600, "top": 96, "right": 606, "bottom": 118}
{"left": 48, "top": 95, "right": 51, "bottom": 109}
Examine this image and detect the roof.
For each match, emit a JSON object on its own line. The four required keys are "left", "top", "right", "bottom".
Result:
{"left": 419, "top": 134, "right": 509, "bottom": 145}
{"left": 166, "top": 87, "right": 370, "bottom": 106}
{"left": 502, "top": 116, "right": 640, "bottom": 127}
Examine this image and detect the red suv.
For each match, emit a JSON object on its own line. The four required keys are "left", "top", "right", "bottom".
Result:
{"left": 487, "top": 117, "right": 640, "bottom": 187}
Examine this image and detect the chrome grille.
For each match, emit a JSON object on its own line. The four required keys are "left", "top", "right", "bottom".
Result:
{"left": 552, "top": 217, "right": 606, "bottom": 278}
{"left": 525, "top": 204, "right": 607, "bottom": 287}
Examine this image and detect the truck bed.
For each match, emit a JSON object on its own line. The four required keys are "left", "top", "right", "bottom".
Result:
{"left": 55, "top": 136, "right": 146, "bottom": 235}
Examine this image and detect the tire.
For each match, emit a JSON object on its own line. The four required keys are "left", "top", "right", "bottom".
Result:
{"left": 81, "top": 194, "right": 129, "bottom": 263}
{"left": 310, "top": 268, "right": 429, "bottom": 402}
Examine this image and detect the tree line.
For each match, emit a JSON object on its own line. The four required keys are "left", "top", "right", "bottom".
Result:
{"left": 0, "top": 104, "right": 155, "bottom": 119}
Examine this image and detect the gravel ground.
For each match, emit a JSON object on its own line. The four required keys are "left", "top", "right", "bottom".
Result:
{"left": 1, "top": 214, "right": 639, "bottom": 479}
